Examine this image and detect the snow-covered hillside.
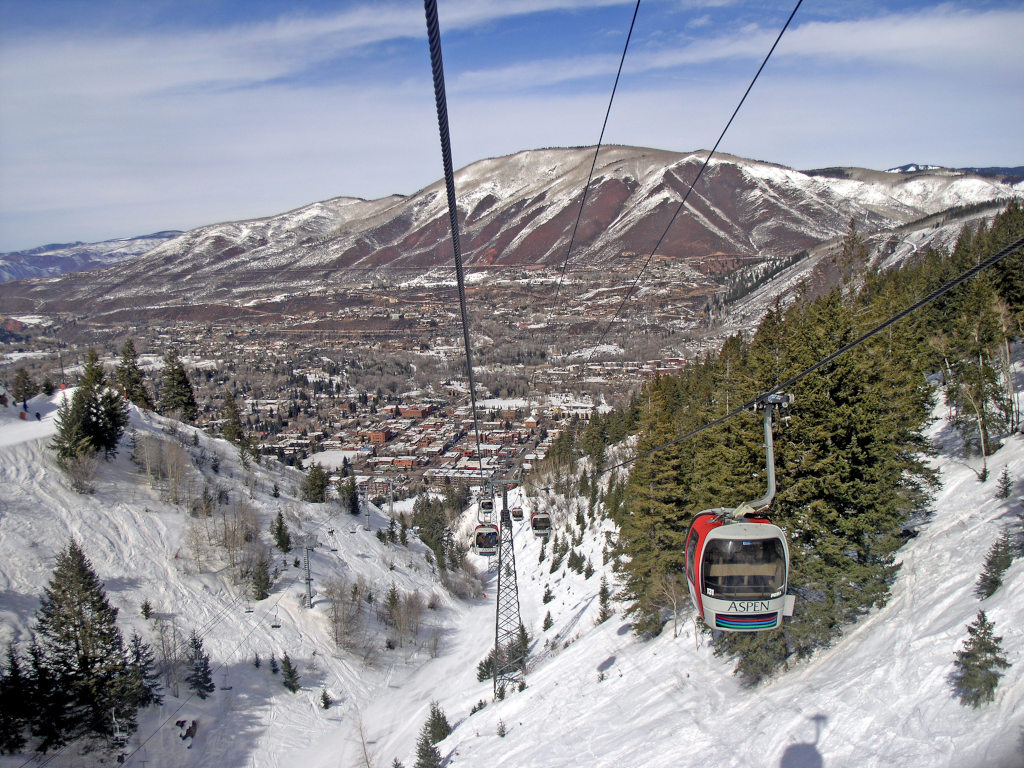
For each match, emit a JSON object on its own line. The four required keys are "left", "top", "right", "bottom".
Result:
{"left": 0, "top": 390, "right": 1022, "bottom": 767}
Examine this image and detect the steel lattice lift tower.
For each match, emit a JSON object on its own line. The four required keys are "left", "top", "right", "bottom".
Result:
{"left": 494, "top": 485, "right": 525, "bottom": 697}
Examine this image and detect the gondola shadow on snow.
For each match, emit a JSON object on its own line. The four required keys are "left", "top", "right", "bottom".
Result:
{"left": 778, "top": 714, "right": 827, "bottom": 768}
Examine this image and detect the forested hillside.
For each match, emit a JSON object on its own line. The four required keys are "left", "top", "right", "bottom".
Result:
{"left": 581, "top": 202, "right": 1024, "bottom": 683}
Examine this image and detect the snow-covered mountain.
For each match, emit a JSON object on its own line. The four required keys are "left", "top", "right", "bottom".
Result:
{"left": 0, "top": 378, "right": 1021, "bottom": 767}
{"left": 0, "top": 147, "right": 1019, "bottom": 325}
{"left": 0, "top": 231, "right": 181, "bottom": 283}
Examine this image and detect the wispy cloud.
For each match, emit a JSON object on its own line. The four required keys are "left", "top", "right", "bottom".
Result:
{"left": 0, "top": 1, "right": 1020, "bottom": 251}
{"left": 453, "top": 6, "right": 1024, "bottom": 92}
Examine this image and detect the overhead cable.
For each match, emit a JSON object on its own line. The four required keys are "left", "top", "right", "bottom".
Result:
{"left": 584, "top": 0, "right": 805, "bottom": 365}
{"left": 554, "top": 0, "right": 642, "bottom": 304}
{"left": 600, "top": 232, "right": 1024, "bottom": 477}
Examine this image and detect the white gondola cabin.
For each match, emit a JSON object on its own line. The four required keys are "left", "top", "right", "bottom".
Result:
{"left": 684, "top": 508, "right": 792, "bottom": 631}
{"left": 683, "top": 394, "right": 795, "bottom": 632}
{"left": 473, "top": 524, "right": 499, "bottom": 556}
{"left": 530, "top": 511, "right": 551, "bottom": 537}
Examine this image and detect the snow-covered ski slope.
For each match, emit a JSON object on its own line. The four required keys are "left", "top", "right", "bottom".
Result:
{"left": 0, "top": 390, "right": 1021, "bottom": 767}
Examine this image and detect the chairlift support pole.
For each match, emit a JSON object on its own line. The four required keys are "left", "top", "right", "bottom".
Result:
{"left": 303, "top": 536, "right": 318, "bottom": 608}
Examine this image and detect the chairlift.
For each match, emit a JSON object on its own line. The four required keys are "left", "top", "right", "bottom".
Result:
{"left": 683, "top": 394, "right": 796, "bottom": 632}
{"left": 472, "top": 524, "right": 499, "bottom": 557}
{"left": 270, "top": 607, "right": 282, "bottom": 629}
{"left": 244, "top": 600, "right": 254, "bottom": 614}
{"left": 530, "top": 511, "right": 551, "bottom": 537}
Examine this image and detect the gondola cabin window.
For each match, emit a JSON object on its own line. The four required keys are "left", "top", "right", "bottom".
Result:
{"left": 701, "top": 537, "right": 786, "bottom": 599}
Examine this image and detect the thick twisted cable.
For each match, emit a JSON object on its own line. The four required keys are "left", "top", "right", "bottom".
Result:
{"left": 424, "top": 0, "right": 486, "bottom": 479}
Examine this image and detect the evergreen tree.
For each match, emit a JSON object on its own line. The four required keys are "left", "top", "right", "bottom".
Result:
{"left": 220, "top": 391, "right": 245, "bottom": 445}
{"left": 270, "top": 511, "right": 292, "bottom": 553}
{"left": 617, "top": 380, "right": 699, "bottom": 635}
{"left": 952, "top": 610, "right": 1010, "bottom": 708}
{"left": 320, "top": 688, "right": 332, "bottom": 709}
{"left": 32, "top": 539, "right": 137, "bottom": 749}
{"left": 280, "top": 652, "right": 300, "bottom": 693}
{"left": 27, "top": 639, "right": 64, "bottom": 753}
{"left": 113, "top": 339, "right": 153, "bottom": 409}
{"left": 51, "top": 350, "right": 128, "bottom": 460}
{"left": 304, "top": 462, "right": 330, "bottom": 503}
{"left": 0, "top": 644, "right": 29, "bottom": 754}
{"left": 508, "top": 624, "right": 530, "bottom": 672}
{"left": 542, "top": 611, "right": 553, "bottom": 631}
{"left": 975, "top": 531, "right": 1015, "bottom": 599}
{"left": 184, "top": 630, "right": 215, "bottom": 699}
{"left": 160, "top": 350, "right": 198, "bottom": 422}
{"left": 597, "top": 576, "right": 612, "bottom": 624}
{"left": 269, "top": 653, "right": 279, "bottom": 674}
{"left": 124, "top": 632, "right": 163, "bottom": 708}
{"left": 425, "top": 700, "right": 451, "bottom": 743}
{"left": 995, "top": 467, "right": 1012, "bottom": 500}
{"left": 10, "top": 367, "right": 37, "bottom": 407}
{"left": 338, "top": 476, "right": 359, "bottom": 515}
{"left": 414, "top": 722, "right": 442, "bottom": 768}
{"left": 251, "top": 552, "right": 273, "bottom": 600}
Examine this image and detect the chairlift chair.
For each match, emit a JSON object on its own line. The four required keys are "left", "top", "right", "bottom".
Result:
{"left": 270, "top": 607, "right": 282, "bottom": 629}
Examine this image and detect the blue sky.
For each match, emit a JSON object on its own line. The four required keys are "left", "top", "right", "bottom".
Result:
{"left": 0, "top": 0, "right": 1021, "bottom": 252}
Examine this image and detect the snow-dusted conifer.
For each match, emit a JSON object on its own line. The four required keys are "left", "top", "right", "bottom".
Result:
{"left": 304, "top": 463, "right": 330, "bottom": 503}
{"left": 51, "top": 350, "right": 128, "bottom": 460}
{"left": 994, "top": 467, "right": 1012, "bottom": 499}
{"left": 184, "top": 630, "right": 215, "bottom": 699}
{"left": 425, "top": 700, "right": 451, "bottom": 743}
{"left": 159, "top": 350, "right": 198, "bottom": 422}
{"left": 252, "top": 552, "right": 273, "bottom": 600}
{"left": 952, "top": 610, "right": 1010, "bottom": 707}
{"left": 975, "top": 531, "right": 1015, "bottom": 599}
{"left": 32, "top": 539, "right": 136, "bottom": 748}
{"left": 114, "top": 339, "right": 153, "bottom": 409}
{"left": 414, "top": 722, "right": 442, "bottom": 768}
{"left": 270, "top": 511, "right": 292, "bottom": 553}
{"left": 220, "top": 390, "right": 245, "bottom": 445}
{"left": 125, "top": 632, "right": 163, "bottom": 708}
{"left": 281, "top": 652, "right": 300, "bottom": 693}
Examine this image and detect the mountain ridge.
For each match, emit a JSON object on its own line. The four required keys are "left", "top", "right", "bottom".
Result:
{"left": 0, "top": 146, "right": 1020, "bottom": 334}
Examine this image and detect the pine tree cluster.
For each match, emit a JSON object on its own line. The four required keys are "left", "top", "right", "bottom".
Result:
{"left": 51, "top": 349, "right": 129, "bottom": 462}
{"left": 608, "top": 203, "right": 1024, "bottom": 683}
{"left": 0, "top": 541, "right": 162, "bottom": 756}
